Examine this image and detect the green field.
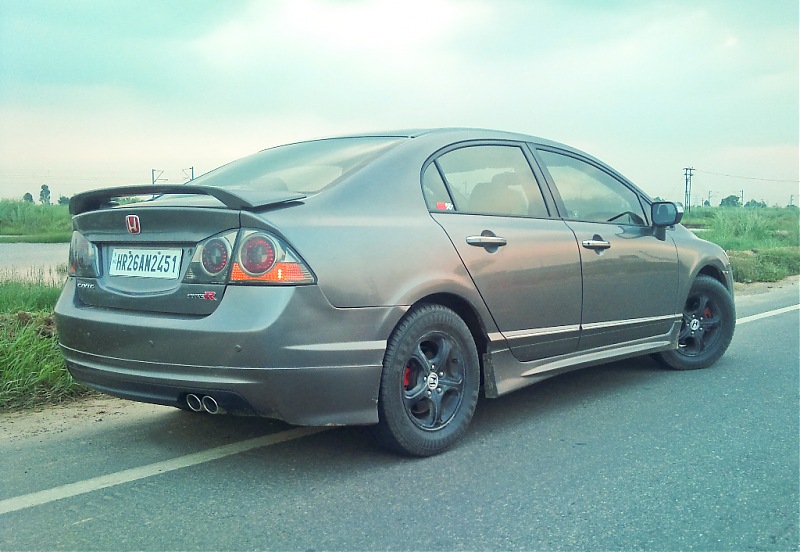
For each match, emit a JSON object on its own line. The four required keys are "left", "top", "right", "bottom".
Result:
{"left": 0, "top": 200, "right": 72, "bottom": 243}
{"left": 682, "top": 207, "right": 800, "bottom": 283}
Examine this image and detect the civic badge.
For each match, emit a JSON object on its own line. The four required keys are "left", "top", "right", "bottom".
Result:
{"left": 126, "top": 214, "right": 141, "bottom": 234}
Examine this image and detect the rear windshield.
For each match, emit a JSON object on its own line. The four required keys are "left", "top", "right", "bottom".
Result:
{"left": 192, "top": 137, "right": 405, "bottom": 194}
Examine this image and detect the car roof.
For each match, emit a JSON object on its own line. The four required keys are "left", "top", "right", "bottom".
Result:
{"left": 312, "top": 127, "right": 581, "bottom": 155}
{"left": 317, "top": 127, "right": 548, "bottom": 141}
{"left": 323, "top": 128, "right": 647, "bottom": 200}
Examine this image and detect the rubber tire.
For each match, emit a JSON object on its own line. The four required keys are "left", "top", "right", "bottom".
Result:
{"left": 371, "top": 304, "right": 480, "bottom": 457}
{"left": 655, "top": 275, "right": 735, "bottom": 370}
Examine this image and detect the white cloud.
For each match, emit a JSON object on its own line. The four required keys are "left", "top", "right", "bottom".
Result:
{"left": 191, "top": 0, "right": 485, "bottom": 72}
{"left": 0, "top": 0, "right": 797, "bottom": 205}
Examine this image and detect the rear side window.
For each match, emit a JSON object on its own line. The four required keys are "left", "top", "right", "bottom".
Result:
{"left": 422, "top": 164, "right": 455, "bottom": 211}
{"left": 193, "top": 137, "right": 405, "bottom": 194}
{"left": 537, "top": 150, "right": 647, "bottom": 225}
{"left": 425, "top": 145, "right": 549, "bottom": 218}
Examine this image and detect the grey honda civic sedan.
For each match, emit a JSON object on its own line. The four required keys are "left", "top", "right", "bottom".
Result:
{"left": 55, "top": 128, "right": 735, "bottom": 456}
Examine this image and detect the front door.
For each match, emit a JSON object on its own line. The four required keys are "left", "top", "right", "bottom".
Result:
{"left": 533, "top": 148, "right": 680, "bottom": 350}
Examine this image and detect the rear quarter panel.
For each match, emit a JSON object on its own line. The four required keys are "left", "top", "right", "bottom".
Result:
{"left": 254, "top": 143, "right": 498, "bottom": 330}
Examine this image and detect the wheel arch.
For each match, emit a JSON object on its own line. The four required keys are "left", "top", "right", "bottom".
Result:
{"left": 696, "top": 263, "right": 732, "bottom": 292}
{"left": 675, "top": 259, "right": 734, "bottom": 319}
{"left": 409, "top": 292, "right": 490, "bottom": 380}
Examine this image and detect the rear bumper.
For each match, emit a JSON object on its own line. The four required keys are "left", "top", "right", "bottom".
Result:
{"left": 55, "top": 279, "right": 406, "bottom": 425}
{"left": 62, "top": 349, "right": 383, "bottom": 425}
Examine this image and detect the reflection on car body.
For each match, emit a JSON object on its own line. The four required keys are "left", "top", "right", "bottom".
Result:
{"left": 55, "top": 128, "right": 735, "bottom": 456}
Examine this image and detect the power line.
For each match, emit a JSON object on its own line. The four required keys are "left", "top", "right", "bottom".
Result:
{"left": 151, "top": 169, "right": 167, "bottom": 185}
{"left": 684, "top": 167, "right": 694, "bottom": 212}
{"left": 693, "top": 169, "right": 799, "bottom": 183}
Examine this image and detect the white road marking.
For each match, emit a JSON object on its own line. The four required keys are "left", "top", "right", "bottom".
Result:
{"left": 737, "top": 304, "right": 799, "bottom": 325}
{"left": 0, "top": 426, "right": 326, "bottom": 516}
{"left": 2, "top": 304, "right": 798, "bottom": 516}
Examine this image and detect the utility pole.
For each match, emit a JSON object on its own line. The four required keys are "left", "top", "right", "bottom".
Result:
{"left": 740, "top": 189, "right": 744, "bottom": 206}
{"left": 151, "top": 169, "right": 167, "bottom": 185}
{"left": 684, "top": 167, "right": 694, "bottom": 212}
{"left": 790, "top": 194, "right": 794, "bottom": 207}
{"left": 182, "top": 166, "right": 194, "bottom": 181}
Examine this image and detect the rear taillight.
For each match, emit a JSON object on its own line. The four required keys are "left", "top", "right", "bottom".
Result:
{"left": 201, "top": 238, "right": 230, "bottom": 275}
{"left": 184, "top": 231, "right": 237, "bottom": 284}
{"left": 68, "top": 231, "right": 99, "bottom": 278}
{"left": 229, "top": 230, "right": 314, "bottom": 285}
{"left": 238, "top": 233, "right": 277, "bottom": 276}
{"left": 183, "top": 229, "right": 314, "bottom": 285}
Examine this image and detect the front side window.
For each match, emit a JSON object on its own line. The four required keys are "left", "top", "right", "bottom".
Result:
{"left": 425, "top": 145, "right": 549, "bottom": 218}
{"left": 536, "top": 150, "right": 646, "bottom": 225}
{"left": 193, "top": 137, "right": 405, "bottom": 194}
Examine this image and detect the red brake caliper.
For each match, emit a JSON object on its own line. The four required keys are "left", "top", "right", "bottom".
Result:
{"left": 403, "top": 366, "right": 412, "bottom": 389}
{"left": 703, "top": 306, "right": 713, "bottom": 319}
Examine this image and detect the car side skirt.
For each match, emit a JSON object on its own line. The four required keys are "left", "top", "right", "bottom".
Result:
{"left": 482, "top": 320, "right": 681, "bottom": 398}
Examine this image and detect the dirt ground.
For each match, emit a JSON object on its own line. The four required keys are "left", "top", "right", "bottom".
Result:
{"left": 1, "top": 275, "right": 797, "bottom": 443}
{"left": 734, "top": 273, "right": 798, "bottom": 296}
{"left": 0, "top": 396, "right": 170, "bottom": 443}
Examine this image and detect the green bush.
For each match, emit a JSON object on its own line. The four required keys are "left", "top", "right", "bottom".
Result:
{"left": 0, "top": 313, "right": 92, "bottom": 409}
{"left": 0, "top": 274, "right": 92, "bottom": 409}
{"left": 728, "top": 249, "right": 799, "bottom": 283}
{"left": 0, "top": 200, "right": 72, "bottom": 240}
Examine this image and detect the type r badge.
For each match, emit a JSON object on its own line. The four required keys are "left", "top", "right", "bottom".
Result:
{"left": 187, "top": 292, "right": 217, "bottom": 301}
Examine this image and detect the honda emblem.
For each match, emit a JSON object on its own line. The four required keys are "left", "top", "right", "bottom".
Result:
{"left": 126, "top": 214, "right": 141, "bottom": 234}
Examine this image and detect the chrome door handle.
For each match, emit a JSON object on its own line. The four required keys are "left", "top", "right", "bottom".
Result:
{"left": 466, "top": 235, "right": 508, "bottom": 247}
{"left": 581, "top": 239, "right": 611, "bottom": 250}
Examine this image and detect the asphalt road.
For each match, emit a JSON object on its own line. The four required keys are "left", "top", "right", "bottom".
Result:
{"left": 1, "top": 282, "right": 798, "bottom": 550}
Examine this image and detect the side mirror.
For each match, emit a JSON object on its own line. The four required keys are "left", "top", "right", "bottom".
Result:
{"left": 651, "top": 201, "right": 683, "bottom": 227}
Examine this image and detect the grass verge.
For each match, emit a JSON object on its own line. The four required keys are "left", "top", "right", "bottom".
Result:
{"left": 0, "top": 274, "right": 94, "bottom": 410}
{"left": 0, "top": 232, "right": 72, "bottom": 243}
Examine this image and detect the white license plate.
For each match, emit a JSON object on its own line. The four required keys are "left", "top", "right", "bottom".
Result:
{"left": 109, "top": 248, "right": 183, "bottom": 279}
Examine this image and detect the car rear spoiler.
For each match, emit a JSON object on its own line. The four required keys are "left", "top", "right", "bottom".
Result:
{"left": 69, "top": 185, "right": 307, "bottom": 216}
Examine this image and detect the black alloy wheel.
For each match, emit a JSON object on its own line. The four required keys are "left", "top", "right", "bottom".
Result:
{"left": 402, "top": 332, "right": 465, "bottom": 431}
{"left": 372, "top": 304, "right": 480, "bottom": 457}
{"left": 655, "top": 275, "right": 735, "bottom": 370}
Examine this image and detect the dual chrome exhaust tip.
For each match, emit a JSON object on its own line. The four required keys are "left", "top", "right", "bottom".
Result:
{"left": 185, "top": 393, "right": 225, "bottom": 415}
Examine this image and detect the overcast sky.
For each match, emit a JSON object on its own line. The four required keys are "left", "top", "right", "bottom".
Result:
{"left": 1, "top": 0, "right": 797, "bottom": 206}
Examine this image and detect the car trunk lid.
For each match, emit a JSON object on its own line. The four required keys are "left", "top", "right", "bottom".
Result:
{"left": 69, "top": 185, "right": 306, "bottom": 316}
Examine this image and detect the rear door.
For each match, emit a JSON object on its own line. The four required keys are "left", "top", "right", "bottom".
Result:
{"left": 424, "top": 143, "right": 582, "bottom": 362}
{"left": 532, "top": 147, "right": 680, "bottom": 350}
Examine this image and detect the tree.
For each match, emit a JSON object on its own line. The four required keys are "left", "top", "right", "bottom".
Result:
{"left": 744, "top": 199, "right": 766, "bottom": 208}
{"left": 703, "top": 199, "right": 711, "bottom": 207}
{"left": 22, "top": 192, "right": 34, "bottom": 203}
{"left": 719, "top": 194, "right": 740, "bottom": 208}
{"left": 39, "top": 184, "right": 51, "bottom": 205}
{"left": 58, "top": 195, "right": 70, "bottom": 205}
